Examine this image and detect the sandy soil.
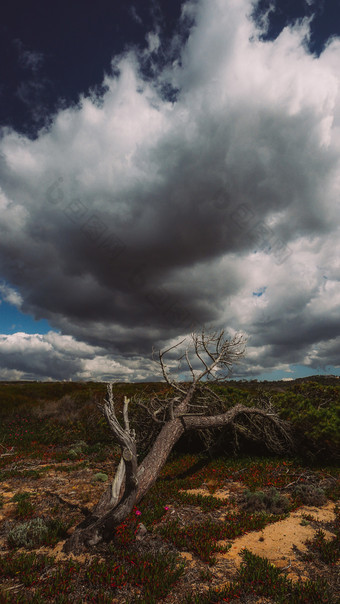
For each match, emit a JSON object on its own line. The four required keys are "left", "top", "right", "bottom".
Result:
{"left": 218, "top": 501, "right": 337, "bottom": 580}
{"left": 179, "top": 484, "right": 338, "bottom": 582}
{"left": 1, "top": 464, "right": 338, "bottom": 602}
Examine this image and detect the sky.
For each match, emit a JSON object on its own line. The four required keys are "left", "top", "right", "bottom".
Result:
{"left": 0, "top": 0, "right": 340, "bottom": 382}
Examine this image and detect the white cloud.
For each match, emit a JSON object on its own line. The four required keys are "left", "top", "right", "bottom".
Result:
{"left": 0, "top": 332, "right": 140, "bottom": 381}
{"left": 146, "top": 32, "right": 161, "bottom": 54}
{"left": 0, "top": 283, "right": 23, "bottom": 308}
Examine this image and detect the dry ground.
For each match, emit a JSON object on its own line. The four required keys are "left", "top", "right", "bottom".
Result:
{"left": 0, "top": 451, "right": 339, "bottom": 603}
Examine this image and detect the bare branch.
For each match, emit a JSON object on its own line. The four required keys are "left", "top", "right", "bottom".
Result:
{"left": 194, "top": 334, "right": 210, "bottom": 371}
{"left": 191, "top": 330, "right": 246, "bottom": 383}
{"left": 182, "top": 404, "right": 293, "bottom": 454}
{"left": 123, "top": 396, "right": 131, "bottom": 434}
{"left": 136, "top": 400, "right": 164, "bottom": 424}
{"left": 158, "top": 343, "right": 187, "bottom": 394}
{"left": 185, "top": 348, "right": 196, "bottom": 381}
{"left": 201, "top": 331, "right": 218, "bottom": 363}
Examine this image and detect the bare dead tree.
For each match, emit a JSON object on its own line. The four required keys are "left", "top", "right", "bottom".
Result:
{"left": 63, "top": 329, "right": 293, "bottom": 554}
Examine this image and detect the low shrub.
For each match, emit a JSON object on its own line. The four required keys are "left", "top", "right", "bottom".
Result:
{"left": 177, "top": 490, "right": 230, "bottom": 512}
{"left": 305, "top": 507, "right": 340, "bottom": 564}
{"left": 239, "top": 487, "right": 290, "bottom": 514}
{"left": 305, "top": 529, "right": 340, "bottom": 564}
{"left": 93, "top": 472, "right": 108, "bottom": 482}
{"left": 272, "top": 382, "right": 340, "bottom": 462}
{"left": 12, "top": 492, "right": 34, "bottom": 519}
{"left": 292, "top": 484, "right": 327, "bottom": 506}
{"left": 44, "top": 518, "right": 70, "bottom": 546}
{"left": 7, "top": 517, "right": 49, "bottom": 548}
{"left": 7, "top": 516, "right": 69, "bottom": 549}
{"left": 67, "top": 448, "right": 80, "bottom": 460}
{"left": 67, "top": 440, "right": 88, "bottom": 459}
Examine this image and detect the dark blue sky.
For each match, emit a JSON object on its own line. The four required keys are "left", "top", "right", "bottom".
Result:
{"left": 1, "top": 0, "right": 184, "bottom": 135}
{"left": 0, "top": 299, "right": 51, "bottom": 334}
{"left": 254, "top": 0, "right": 340, "bottom": 52}
{"left": 1, "top": 1, "right": 339, "bottom": 136}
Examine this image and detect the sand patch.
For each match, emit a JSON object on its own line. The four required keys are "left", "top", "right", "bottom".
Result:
{"left": 181, "top": 480, "right": 244, "bottom": 501}
{"left": 5, "top": 540, "right": 104, "bottom": 564}
{"left": 213, "top": 487, "right": 241, "bottom": 500}
{"left": 178, "top": 486, "right": 338, "bottom": 581}
{"left": 34, "top": 540, "right": 96, "bottom": 563}
{"left": 0, "top": 488, "right": 16, "bottom": 497}
{"left": 181, "top": 488, "right": 210, "bottom": 497}
{"left": 216, "top": 501, "right": 337, "bottom": 579}
{"left": 179, "top": 551, "right": 195, "bottom": 565}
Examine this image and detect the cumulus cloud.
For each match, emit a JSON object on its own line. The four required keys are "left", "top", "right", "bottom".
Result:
{"left": 0, "top": 0, "right": 339, "bottom": 380}
{"left": 0, "top": 283, "right": 23, "bottom": 308}
{"left": 0, "top": 332, "right": 142, "bottom": 381}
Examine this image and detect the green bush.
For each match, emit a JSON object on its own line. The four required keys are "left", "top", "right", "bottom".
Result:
{"left": 239, "top": 487, "right": 290, "bottom": 514}
{"left": 12, "top": 492, "right": 34, "bottom": 519}
{"left": 305, "top": 528, "right": 340, "bottom": 564}
{"left": 43, "top": 518, "right": 69, "bottom": 546}
{"left": 292, "top": 484, "right": 327, "bottom": 507}
{"left": 66, "top": 440, "right": 89, "bottom": 459}
{"left": 272, "top": 382, "right": 340, "bottom": 461}
{"left": 11, "top": 492, "right": 31, "bottom": 502}
{"left": 93, "top": 472, "right": 108, "bottom": 482}
{"left": 8, "top": 518, "right": 49, "bottom": 549}
{"left": 7, "top": 516, "right": 69, "bottom": 549}
{"left": 67, "top": 448, "right": 80, "bottom": 460}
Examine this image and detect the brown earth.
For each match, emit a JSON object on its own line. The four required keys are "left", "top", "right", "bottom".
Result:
{"left": 0, "top": 457, "right": 339, "bottom": 603}
{"left": 178, "top": 485, "right": 338, "bottom": 582}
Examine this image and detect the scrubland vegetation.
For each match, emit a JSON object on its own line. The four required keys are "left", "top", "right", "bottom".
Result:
{"left": 0, "top": 377, "right": 339, "bottom": 602}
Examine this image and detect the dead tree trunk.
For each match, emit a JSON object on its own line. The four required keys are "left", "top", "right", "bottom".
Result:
{"left": 63, "top": 387, "right": 138, "bottom": 553}
{"left": 63, "top": 330, "right": 292, "bottom": 554}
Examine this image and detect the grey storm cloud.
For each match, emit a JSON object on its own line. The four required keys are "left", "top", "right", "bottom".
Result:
{"left": 0, "top": 332, "right": 86, "bottom": 381}
{"left": 0, "top": 331, "right": 154, "bottom": 382}
{"left": 0, "top": 0, "right": 339, "bottom": 380}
